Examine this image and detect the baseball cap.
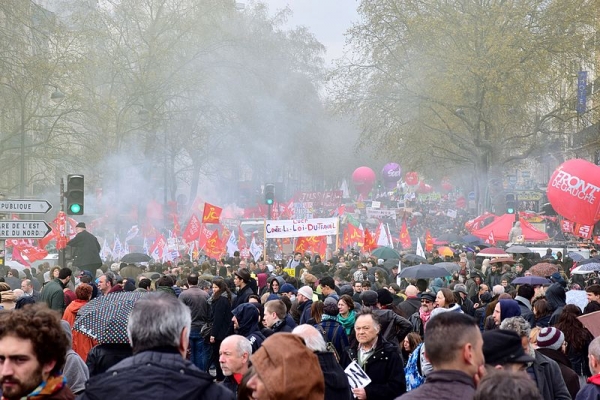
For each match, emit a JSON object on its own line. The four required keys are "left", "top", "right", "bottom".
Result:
{"left": 360, "top": 290, "right": 378, "bottom": 306}
{"left": 483, "top": 330, "right": 535, "bottom": 366}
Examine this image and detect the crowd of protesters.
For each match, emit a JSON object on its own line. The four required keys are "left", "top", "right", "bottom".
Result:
{"left": 1, "top": 239, "right": 600, "bottom": 399}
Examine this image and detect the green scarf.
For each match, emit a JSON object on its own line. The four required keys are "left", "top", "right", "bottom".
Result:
{"left": 337, "top": 310, "right": 356, "bottom": 336}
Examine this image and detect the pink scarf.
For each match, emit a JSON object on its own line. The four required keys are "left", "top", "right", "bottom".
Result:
{"left": 419, "top": 308, "right": 432, "bottom": 325}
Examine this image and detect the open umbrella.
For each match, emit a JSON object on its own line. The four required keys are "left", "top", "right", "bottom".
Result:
{"left": 577, "top": 256, "right": 600, "bottom": 266}
{"left": 434, "top": 262, "right": 461, "bottom": 274}
{"left": 505, "top": 245, "right": 532, "bottom": 254}
{"left": 119, "top": 265, "right": 142, "bottom": 279}
{"left": 371, "top": 247, "right": 401, "bottom": 260}
{"left": 528, "top": 262, "right": 559, "bottom": 277}
{"left": 462, "top": 234, "right": 484, "bottom": 245}
{"left": 399, "top": 264, "right": 450, "bottom": 279}
{"left": 571, "top": 263, "right": 600, "bottom": 275}
{"left": 567, "top": 252, "right": 586, "bottom": 262}
{"left": 477, "top": 247, "right": 509, "bottom": 257}
{"left": 74, "top": 291, "right": 148, "bottom": 344}
{"left": 121, "top": 253, "right": 152, "bottom": 263}
{"left": 511, "top": 276, "right": 551, "bottom": 286}
{"left": 402, "top": 254, "right": 427, "bottom": 264}
{"left": 436, "top": 246, "right": 456, "bottom": 257}
{"left": 383, "top": 259, "right": 400, "bottom": 271}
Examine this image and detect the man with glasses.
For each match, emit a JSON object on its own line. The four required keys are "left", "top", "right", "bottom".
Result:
{"left": 409, "top": 292, "right": 436, "bottom": 339}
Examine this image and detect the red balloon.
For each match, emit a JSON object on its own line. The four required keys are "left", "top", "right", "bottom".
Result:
{"left": 352, "top": 167, "right": 376, "bottom": 197}
{"left": 547, "top": 159, "right": 600, "bottom": 225}
{"left": 405, "top": 172, "right": 419, "bottom": 186}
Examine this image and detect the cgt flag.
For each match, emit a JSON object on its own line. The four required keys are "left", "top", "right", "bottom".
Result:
{"left": 399, "top": 221, "right": 412, "bottom": 250}
{"left": 202, "top": 203, "right": 222, "bottom": 224}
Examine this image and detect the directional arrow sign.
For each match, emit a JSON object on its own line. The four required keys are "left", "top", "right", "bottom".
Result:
{"left": 0, "top": 200, "right": 52, "bottom": 214}
{"left": 0, "top": 221, "right": 52, "bottom": 239}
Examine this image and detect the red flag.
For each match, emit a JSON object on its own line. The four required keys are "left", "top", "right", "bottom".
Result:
{"left": 425, "top": 230, "right": 433, "bottom": 252}
{"left": 56, "top": 211, "right": 68, "bottom": 250}
{"left": 594, "top": 236, "right": 600, "bottom": 245}
{"left": 347, "top": 224, "right": 364, "bottom": 246}
{"left": 205, "top": 230, "right": 222, "bottom": 259}
{"left": 561, "top": 220, "right": 574, "bottom": 233}
{"left": 182, "top": 214, "right": 202, "bottom": 243}
{"left": 574, "top": 223, "right": 593, "bottom": 239}
{"left": 202, "top": 203, "right": 222, "bottom": 224}
{"left": 238, "top": 226, "right": 248, "bottom": 249}
{"left": 485, "top": 231, "right": 496, "bottom": 245}
{"left": 172, "top": 214, "right": 181, "bottom": 238}
{"left": 11, "top": 246, "right": 30, "bottom": 267}
{"left": 399, "top": 221, "right": 412, "bottom": 250}
{"left": 295, "top": 237, "right": 310, "bottom": 254}
{"left": 198, "top": 224, "right": 214, "bottom": 249}
{"left": 150, "top": 234, "right": 167, "bottom": 260}
{"left": 363, "top": 228, "right": 377, "bottom": 252}
{"left": 17, "top": 243, "right": 48, "bottom": 263}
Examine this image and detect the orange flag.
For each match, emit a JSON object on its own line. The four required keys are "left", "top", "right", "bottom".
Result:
{"left": 205, "top": 230, "right": 222, "bottom": 258}
{"left": 202, "top": 203, "right": 222, "bottom": 224}
{"left": 295, "top": 237, "right": 310, "bottom": 254}
{"left": 238, "top": 226, "right": 248, "bottom": 249}
{"left": 399, "top": 221, "right": 412, "bottom": 250}
{"left": 425, "top": 230, "right": 434, "bottom": 252}
{"left": 363, "top": 228, "right": 376, "bottom": 252}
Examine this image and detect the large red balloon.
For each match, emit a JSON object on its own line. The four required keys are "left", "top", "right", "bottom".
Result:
{"left": 352, "top": 167, "right": 376, "bottom": 197}
{"left": 547, "top": 159, "right": 600, "bottom": 225}
{"left": 405, "top": 172, "right": 419, "bottom": 186}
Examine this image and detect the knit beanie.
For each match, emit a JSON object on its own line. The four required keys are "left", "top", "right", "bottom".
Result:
{"left": 251, "top": 333, "right": 324, "bottom": 399}
{"left": 537, "top": 327, "right": 565, "bottom": 351}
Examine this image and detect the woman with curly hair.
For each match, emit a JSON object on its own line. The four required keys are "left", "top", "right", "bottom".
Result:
{"left": 554, "top": 304, "right": 594, "bottom": 380}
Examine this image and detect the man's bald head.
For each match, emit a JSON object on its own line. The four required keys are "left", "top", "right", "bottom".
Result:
{"left": 405, "top": 285, "right": 418, "bottom": 297}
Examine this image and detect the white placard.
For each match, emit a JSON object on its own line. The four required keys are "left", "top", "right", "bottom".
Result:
{"left": 264, "top": 218, "right": 339, "bottom": 238}
{"left": 344, "top": 360, "right": 372, "bottom": 389}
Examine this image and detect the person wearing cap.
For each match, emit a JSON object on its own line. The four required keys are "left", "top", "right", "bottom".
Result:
{"left": 577, "top": 336, "right": 600, "bottom": 400}
{"left": 246, "top": 333, "right": 325, "bottom": 400}
{"left": 360, "top": 290, "right": 411, "bottom": 348}
{"left": 297, "top": 285, "right": 314, "bottom": 324}
{"left": 453, "top": 284, "right": 475, "bottom": 316}
{"left": 500, "top": 316, "right": 571, "bottom": 400}
{"left": 279, "top": 283, "right": 297, "bottom": 299}
{"left": 536, "top": 327, "right": 580, "bottom": 398}
{"left": 400, "top": 312, "right": 485, "bottom": 400}
{"left": 483, "top": 329, "right": 536, "bottom": 372}
{"left": 408, "top": 292, "right": 436, "bottom": 339}
{"left": 232, "top": 268, "right": 255, "bottom": 309}
{"left": 66, "top": 222, "right": 103, "bottom": 271}
{"left": 341, "top": 308, "right": 406, "bottom": 400}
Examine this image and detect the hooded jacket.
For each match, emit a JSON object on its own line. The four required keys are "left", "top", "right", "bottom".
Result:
{"left": 232, "top": 303, "right": 266, "bottom": 352}
{"left": 62, "top": 299, "right": 96, "bottom": 362}
{"left": 546, "top": 282, "right": 566, "bottom": 326}
{"left": 498, "top": 299, "right": 522, "bottom": 323}
{"left": 60, "top": 320, "right": 89, "bottom": 395}
{"left": 251, "top": 334, "right": 324, "bottom": 400}
{"left": 576, "top": 374, "right": 600, "bottom": 400}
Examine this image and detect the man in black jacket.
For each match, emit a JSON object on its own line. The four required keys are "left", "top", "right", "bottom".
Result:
{"left": 80, "top": 292, "right": 234, "bottom": 400}
{"left": 232, "top": 268, "right": 254, "bottom": 308}
{"left": 66, "top": 222, "right": 102, "bottom": 270}
{"left": 361, "top": 290, "right": 412, "bottom": 348}
{"left": 341, "top": 308, "right": 406, "bottom": 400}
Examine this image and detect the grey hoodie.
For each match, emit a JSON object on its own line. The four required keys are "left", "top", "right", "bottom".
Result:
{"left": 60, "top": 320, "right": 90, "bottom": 394}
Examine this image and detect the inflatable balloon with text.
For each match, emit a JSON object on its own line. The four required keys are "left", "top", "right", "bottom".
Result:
{"left": 352, "top": 166, "right": 376, "bottom": 198}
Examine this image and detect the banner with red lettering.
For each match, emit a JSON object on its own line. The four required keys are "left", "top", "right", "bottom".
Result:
{"left": 561, "top": 219, "right": 574, "bottom": 233}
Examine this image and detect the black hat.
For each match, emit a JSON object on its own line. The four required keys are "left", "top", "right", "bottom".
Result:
{"left": 360, "top": 290, "right": 378, "bottom": 306}
{"left": 376, "top": 288, "right": 394, "bottom": 306}
{"left": 76, "top": 222, "right": 86, "bottom": 229}
{"left": 234, "top": 268, "right": 251, "bottom": 283}
{"left": 418, "top": 292, "right": 436, "bottom": 302}
{"left": 482, "top": 330, "right": 535, "bottom": 366}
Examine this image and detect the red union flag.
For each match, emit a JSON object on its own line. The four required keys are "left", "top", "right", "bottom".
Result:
{"left": 199, "top": 224, "right": 214, "bottom": 249}
{"left": 205, "top": 230, "right": 222, "bottom": 258}
{"left": 363, "top": 228, "right": 377, "bottom": 252}
{"left": 399, "top": 221, "right": 412, "bottom": 250}
{"left": 574, "top": 223, "right": 593, "bottom": 239}
{"left": 202, "top": 203, "right": 222, "bottom": 224}
{"left": 182, "top": 214, "right": 202, "bottom": 243}
{"left": 561, "top": 220, "right": 574, "bottom": 233}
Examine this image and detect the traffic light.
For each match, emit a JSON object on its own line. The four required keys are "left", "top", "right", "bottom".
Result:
{"left": 66, "top": 174, "right": 84, "bottom": 215}
{"left": 505, "top": 193, "right": 516, "bottom": 214}
{"left": 264, "top": 184, "right": 275, "bottom": 205}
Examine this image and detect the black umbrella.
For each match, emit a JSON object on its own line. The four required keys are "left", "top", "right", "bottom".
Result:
{"left": 121, "top": 253, "right": 152, "bottom": 263}
{"left": 402, "top": 254, "right": 427, "bottom": 264}
{"left": 511, "top": 276, "right": 551, "bottom": 286}
{"left": 383, "top": 259, "right": 400, "bottom": 271}
{"left": 435, "top": 233, "right": 466, "bottom": 243}
{"left": 399, "top": 264, "right": 450, "bottom": 279}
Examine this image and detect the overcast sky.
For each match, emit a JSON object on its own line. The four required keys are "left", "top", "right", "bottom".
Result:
{"left": 259, "top": 0, "right": 360, "bottom": 64}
